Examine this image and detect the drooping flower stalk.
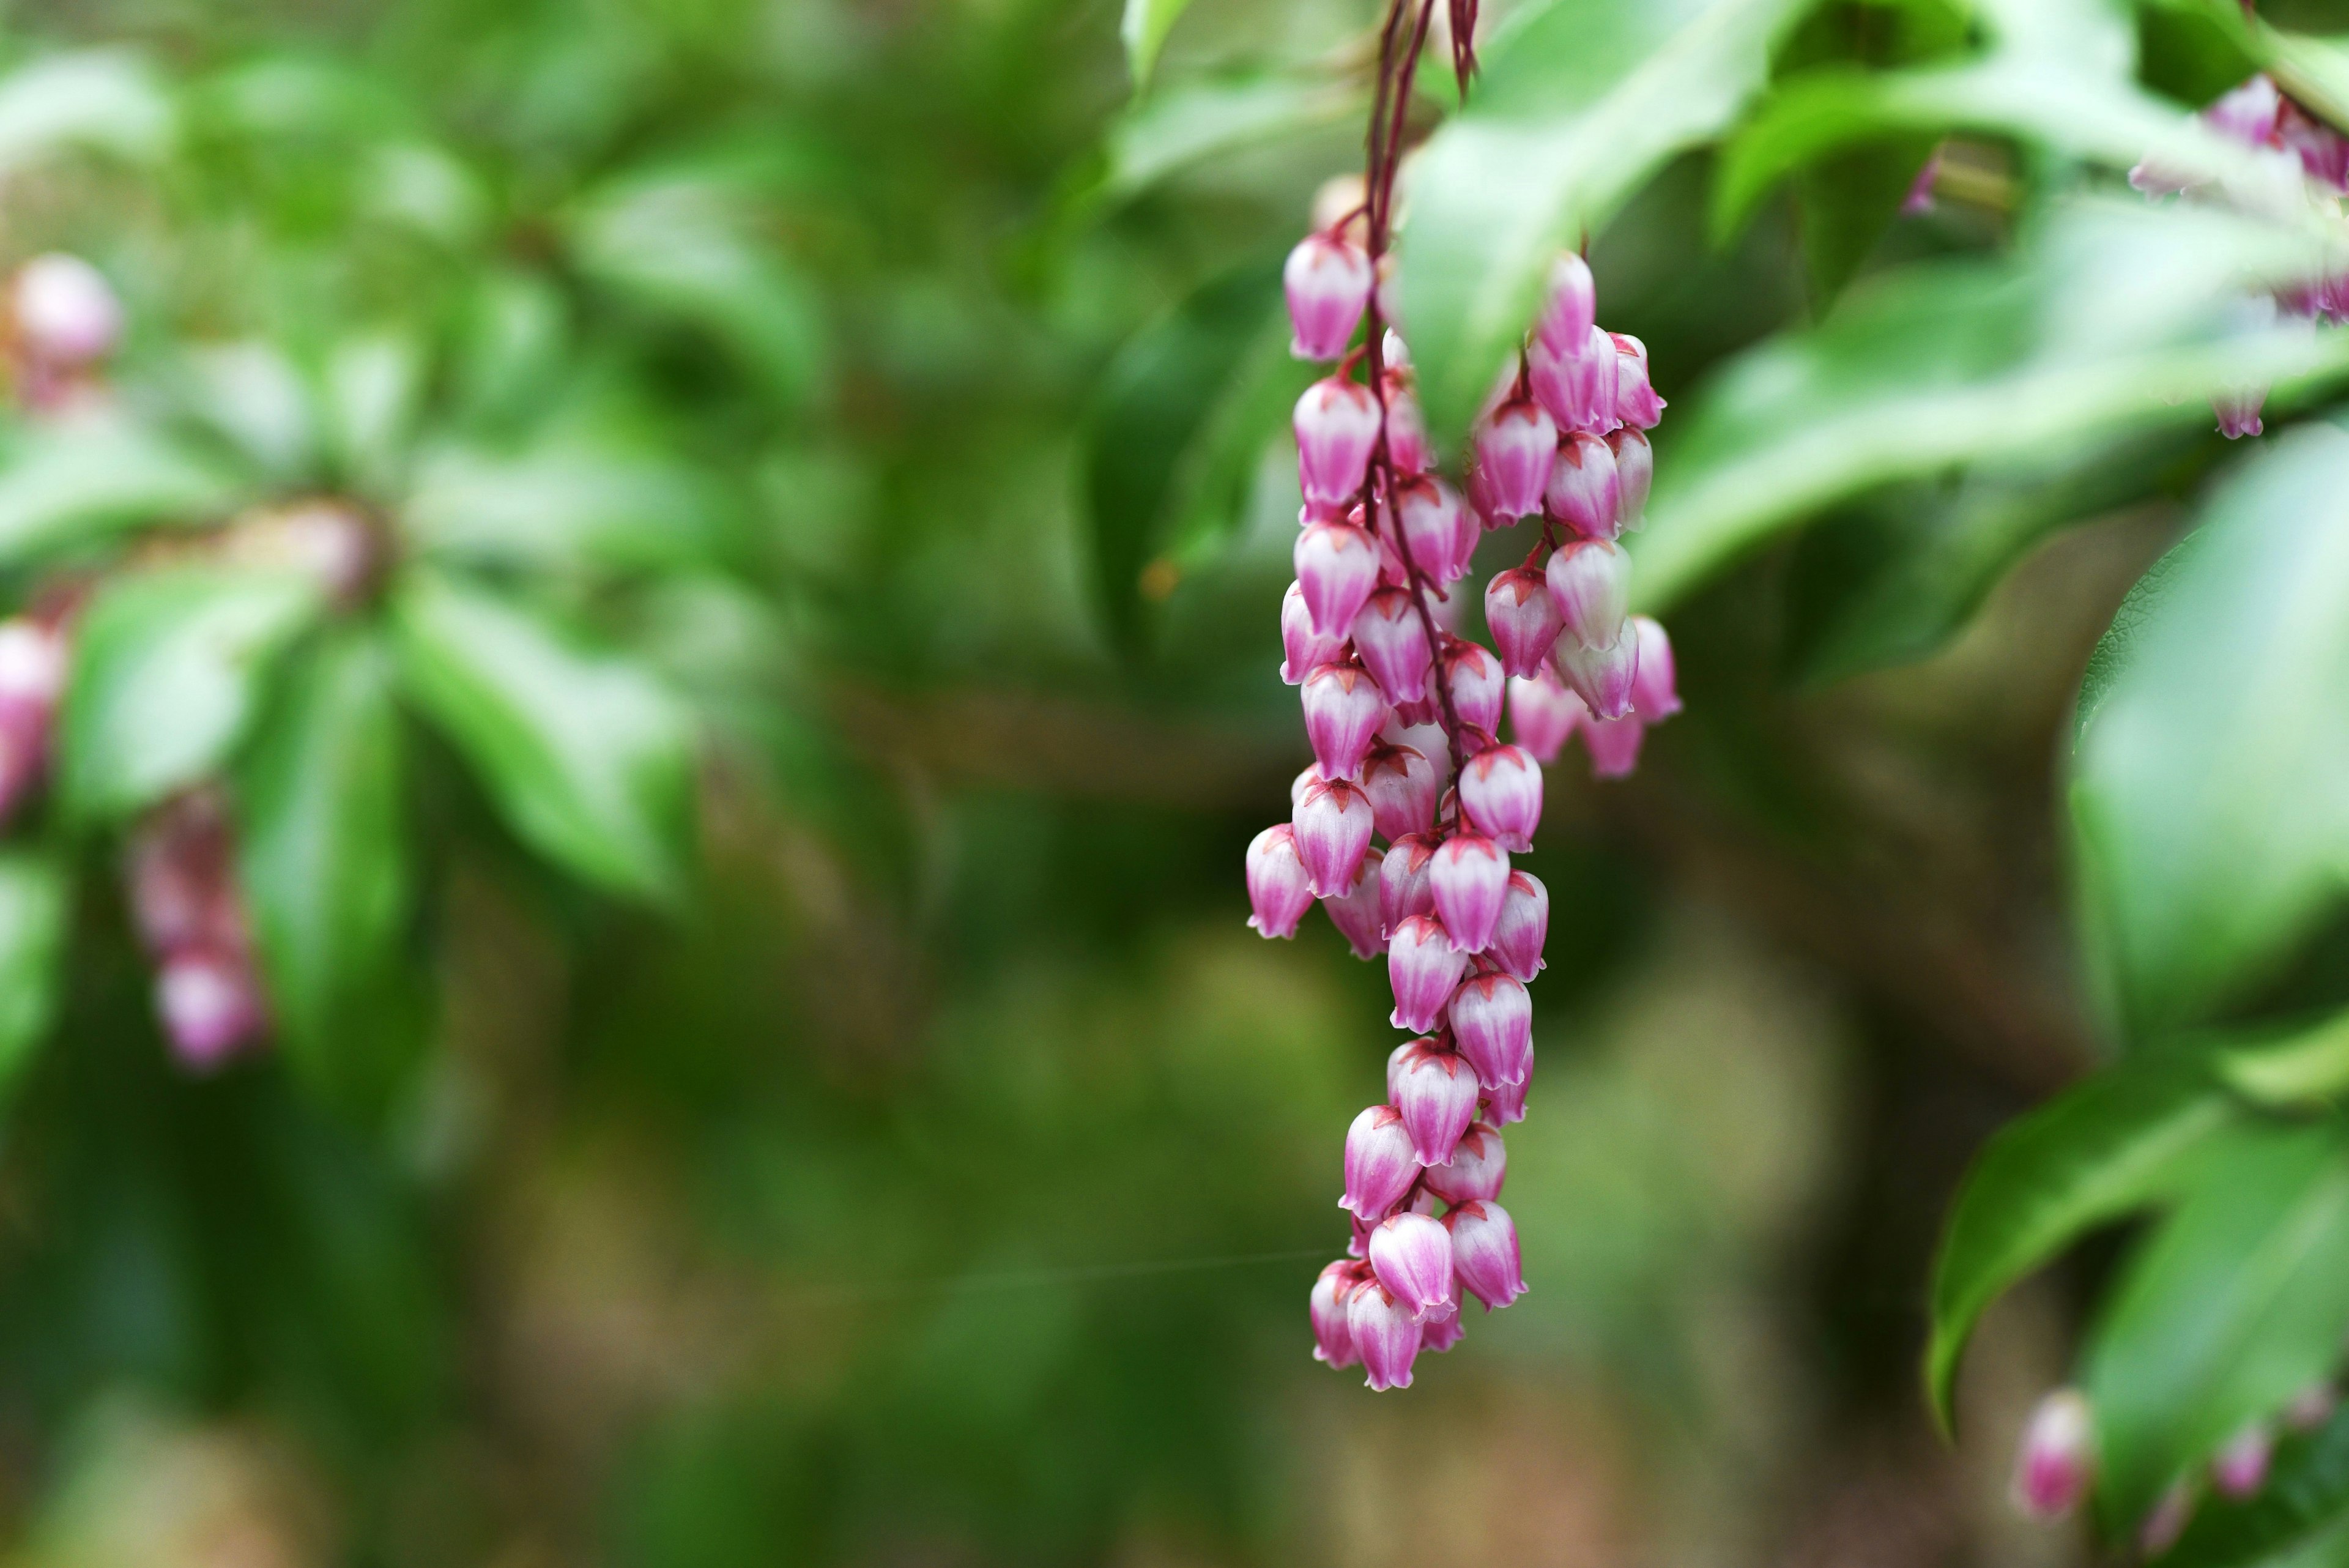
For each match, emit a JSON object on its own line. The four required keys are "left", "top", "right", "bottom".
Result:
{"left": 1250, "top": 0, "right": 1682, "bottom": 1389}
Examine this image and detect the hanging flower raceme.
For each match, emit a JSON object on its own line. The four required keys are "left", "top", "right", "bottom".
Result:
{"left": 1243, "top": 0, "right": 1685, "bottom": 1388}
{"left": 127, "top": 789, "right": 270, "bottom": 1071}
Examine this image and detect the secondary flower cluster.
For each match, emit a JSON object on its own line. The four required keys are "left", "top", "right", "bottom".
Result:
{"left": 2130, "top": 73, "right": 2349, "bottom": 437}
{"left": 1258, "top": 228, "right": 1679, "bottom": 1388}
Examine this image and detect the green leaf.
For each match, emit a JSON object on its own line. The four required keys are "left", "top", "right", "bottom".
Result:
{"left": 392, "top": 573, "right": 695, "bottom": 902}
{"left": 2085, "top": 1123, "right": 2349, "bottom": 1529}
{"left": 0, "top": 50, "right": 174, "bottom": 170}
{"left": 1925, "top": 1053, "right": 2235, "bottom": 1430}
{"left": 236, "top": 628, "right": 412, "bottom": 1098}
{"left": 2214, "top": 1011, "right": 2349, "bottom": 1110}
{"left": 2071, "top": 428, "right": 2349, "bottom": 1038}
{"left": 60, "top": 565, "right": 325, "bottom": 820}
{"left": 0, "top": 852, "right": 67, "bottom": 1102}
{"left": 176, "top": 341, "right": 322, "bottom": 481}
{"left": 1092, "top": 76, "right": 1359, "bottom": 205}
{"left": 2074, "top": 525, "right": 2210, "bottom": 750}
{"left": 1121, "top": 0, "right": 1198, "bottom": 91}
{"left": 1083, "top": 255, "right": 1315, "bottom": 653}
{"left": 321, "top": 333, "right": 426, "bottom": 495}
{"left": 0, "top": 418, "right": 240, "bottom": 567}
{"left": 1400, "top": 0, "right": 1813, "bottom": 447}
{"left": 401, "top": 439, "right": 735, "bottom": 574}
{"left": 1791, "top": 134, "right": 1939, "bottom": 307}
{"left": 1631, "top": 199, "right": 2349, "bottom": 613}
{"left": 2165, "top": 1404, "right": 2349, "bottom": 1568}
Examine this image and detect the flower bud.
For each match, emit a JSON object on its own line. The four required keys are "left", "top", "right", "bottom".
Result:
{"left": 1439, "top": 638, "right": 1505, "bottom": 734}
{"left": 1382, "top": 373, "right": 1430, "bottom": 474}
{"left": 1294, "top": 377, "right": 1383, "bottom": 511}
{"left": 128, "top": 792, "right": 244, "bottom": 956}
{"left": 2213, "top": 1422, "right": 2272, "bottom": 1500}
{"left": 1311, "top": 1259, "right": 1368, "bottom": 1367}
{"left": 2011, "top": 1388, "right": 2095, "bottom": 1519}
{"left": 1472, "top": 398, "right": 1555, "bottom": 520}
{"left": 1545, "top": 432, "right": 1622, "bottom": 540}
{"left": 1444, "top": 1200, "right": 1527, "bottom": 1309}
{"left": 1490, "top": 872, "right": 1548, "bottom": 983}
{"left": 1392, "top": 1044, "right": 1481, "bottom": 1166}
{"left": 1322, "top": 846, "right": 1387, "bottom": 959}
{"left": 1387, "top": 913, "right": 1469, "bottom": 1033}
{"left": 1292, "top": 777, "right": 1375, "bottom": 898}
{"left": 2206, "top": 73, "right": 2282, "bottom": 147}
{"left": 1378, "top": 833, "right": 1439, "bottom": 938}
{"left": 1629, "top": 616, "right": 1680, "bottom": 721}
{"left": 1284, "top": 233, "right": 1373, "bottom": 360}
{"left": 2140, "top": 1481, "right": 2192, "bottom": 1558}
{"left": 1583, "top": 714, "right": 1646, "bottom": 779}
{"left": 1546, "top": 538, "right": 1631, "bottom": 651}
{"left": 1419, "top": 1304, "right": 1466, "bottom": 1353}
{"left": 1294, "top": 520, "right": 1382, "bottom": 639}
{"left": 1301, "top": 661, "right": 1387, "bottom": 782}
{"left": 13, "top": 254, "right": 122, "bottom": 368}
{"left": 1351, "top": 588, "right": 1433, "bottom": 704}
{"left": 1394, "top": 475, "right": 1472, "bottom": 582}
{"left": 1347, "top": 1278, "right": 1422, "bottom": 1391}
{"left": 1507, "top": 670, "right": 1584, "bottom": 765}
{"left": 1382, "top": 327, "right": 1410, "bottom": 368}
{"left": 1527, "top": 324, "right": 1618, "bottom": 434}
{"left": 1608, "top": 428, "right": 1652, "bottom": 528}
{"left": 1362, "top": 744, "right": 1442, "bottom": 843}
{"left": 1484, "top": 1069, "right": 1529, "bottom": 1126}
{"left": 1458, "top": 743, "right": 1542, "bottom": 852}
{"left": 1483, "top": 568, "right": 1562, "bottom": 678}
{"left": 1553, "top": 623, "right": 1640, "bottom": 720}
{"left": 1245, "top": 824, "right": 1316, "bottom": 939}
{"left": 1280, "top": 580, "right": 1348, "bottom": 685}
{"left": 1429, "top": 832, "right": 1510, "bottom": 953}
{"left": 1609, "top": 333, "right": 1665, "bottom": 430}
{"left": 1341, "top": 1104, "right": 1420, "bottom": 1219}
{"left": 157, "top": 948, "right": 268, "bottom": 1070}
{"left": 2216, "top": 385, "right": 2266, "bottom": 440}
{"left": 1449, "top": 972, "right": 1532, "bottom": 1088}
{"left": 1425, "top": 1121, "right": 1506, "bottom": 1203}
{"left": 1369, "top": 1211, "right": 1458, "bottom": 1320}
{"left": 1535, "top": 251, "right": 1596, "bottom": 358}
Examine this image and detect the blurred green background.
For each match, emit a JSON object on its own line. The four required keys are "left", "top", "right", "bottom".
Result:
{"left": 0, "top": 0, "right": 2320, "bottom": 1561}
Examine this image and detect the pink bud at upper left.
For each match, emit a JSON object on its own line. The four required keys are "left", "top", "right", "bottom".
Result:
{"left": 1483, "top": 568, "right": 1563, "bottom": 679}
{"left": 1295, "top": 520, "right": 1382, "bottom": 639}
{"left": 1458, "top": 743, "right": 1542, "bottom": 852}
{"left": 1444, "top": 1200, "right": 1527, "bottom": 1310}
{"left": 2011, "top": 1388, "right": 2095, "bottom": 1519}
{"left": 1295, "top": 377, "right": 1384, "bottom": 511}
{"left": 1429, "top": 833, "right": 1510, "bottom": 954}
{"left": 1369, "top": 1211, "right": 1458, "bottom": 1320}
{"left": 1245, "top": 824, "right": 1315, "bottom": 939}
{"left": 1323, "top": 847, "right": 1387, "bottom": 959}
{"left": 1293, "top": 777, "right": 1375, "bottom": 897}
{"left": 1302, "top": 662, "right": 1387, "bottom": 782}
{"left": 1285, "top": 234, "right": 1373, "bottom": 360}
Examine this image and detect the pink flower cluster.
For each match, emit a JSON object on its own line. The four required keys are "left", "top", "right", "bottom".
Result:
{"left": 6, "top": 253, "right": 121, "bottom": 415}
{"left": 1258, "top": 231, "right": 1680, "bottom": 1388}
{"left": 127, "top": 789, "right": 269, "bottom": 1071}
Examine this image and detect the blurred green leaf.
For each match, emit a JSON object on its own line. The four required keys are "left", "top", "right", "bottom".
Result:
{"left": 1632, "top": 200, "right": 2349, "bottom": 612}
{"left": 322, "top": 333, "right": 426, "bottom": 496}
{"left": 392, "top": 572, "right": 695, "bottom": 902}
{"left": 176, "top": 342, "right": 321, "bottom": 481}
{"left": 0, "top": 50, "right": 174, "bottom": 169}
{"left": 2215, "top": 1011, "right": 2349, "bottom": 1110}
{"left": 60, "top": 565, "right": 324, "bottom": 820}
{"left": 1121, "top": 0, "right": 1198, "bottom": 91}
{"left": 0, "top": 418, "right": 239, "bottom": 567}
{"left": 1093, "top": 76, "right": 1359, "bottom": 204}
{"left": 401, "top": 439, "right": 734, "bottom": 574}
{"left": 1401, "top": 0, "right": 1810, "bottom": 447}
{"left": 2165, "top": 1403, "right": 2349, "bottom": 1568}
{"left": 448, "top": 268, "right": 570, "bottom": 429}
{"left": 1926, "top": 1053, "right": 2234, "bottom": 1429}
{"left": 0, "top": 852, "right": 66, "bottom": 1103}
{"left": 2071, "top": 428, "right": 2349, "bottom": 1038}
{"left": 236, "top": 628, "right": 411, "bottom": 1098}
{"left": 1791, "top": 135, "right": 1938, "bottom": 306}
{"left": 2086, "top": 1122, "right": 2349, "bottom": 1530}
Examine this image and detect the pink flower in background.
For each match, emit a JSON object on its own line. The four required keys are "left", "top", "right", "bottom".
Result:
{"left": 128, "top": 790, "right": 270, "bottom": 1071}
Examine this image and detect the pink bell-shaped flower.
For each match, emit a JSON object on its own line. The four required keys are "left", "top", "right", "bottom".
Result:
{"left": 1583, "top": 714, "right": 1646, "bottom": 779}
{"left": 1450, "top": 971, "right": 1533, "bottom": 1088}
{"left": 1444, "top": 1200, "right": 1527, "bottom": 1310}
{"left": 1378, "top": 833, "right": 1439, "bottom": 938}
{"left": 1546, "top": 538, "right": 1631, "bottom": 651}
{"left": 1609, "top": 333, "right": 1665, "bottom": 430}
{"left": 1490, "top": 872, "right": 1549, "bottom": 984}
{"left": 1629, "top": 616, "right": 1681, "bottom": 721}
{"left": 1483, "top": 568, "right": 1562, "bottom": 678}
{"left": 1293, "top": 777, "right": 1375, "bottom": 898}
{"left": 1419, "top": 1304, "right": 1466, "bottom": 1353}
{"left": 1472, "top": 397, "right": 1555, "bottom": 520}
{"left": 13, "top": 254, "right": 122, "bottom": 368}
{"left": 1424, "top": 1121, "right": 1506, "bottom": 1204}
{"left": 1294, "top": 519, "right": 1381, "bottom": 640}
{"left": 1362, "top": 744, "right": 1442, "bottom": 842}
{"left": 1348, "top": 1279, "right": 1422, "bottom": 1391}
{"left": 2206, "top": 73, "right": 2283, "bottom": 146}
{"left": 1393, "top": 475, "right": 1471, "bottom": 582}
{"left": 2011, "top": 1389, "right": 2095, "bottom": 1519}
{"left": 157, "top": 948, "right": 268, "bottom": 1071}
{"left": 2216, "top": 384, "right": 2266, "bottom": 440}
{"left": 1284, "top": 233, "right": 1373, "bottom": 360}
{"left": 1310, "top": 1260, "right": 1368, "bottom": 1367}
{"left": 1382, "top": 373, "right": 1430, "bottom": 473}
{"left": 1429, "top": 833, "right": 1510, "bottom": 954}
{"left": 1484, "top": 1068, "right": 1530, "bottom": 1126}
{"left": 1387, "top": 914, "right": 1469, "bottom": 1032}
{"left": 2213, "top": 1422, "right": 2273, "bottom": 1500}
{"left": 1321, "top": 847, "right": 1387, "bottom": 959}
{"left": 1301, "top": 661, "right": 1387, "bottom": 782}
{"left": 1535, "top": 251, "right": 1596, "bottom": 358}
{"left": 1545, "top": 432, "right": 1621, "bottom": 540}
{"left": 1554, "top": 625, "right": 1640, "bottom": 720}
{"left": 1608, "top": 428, "right": 1652, "bottom": 528}
{"left": 1439, "top": 639, "right": 1505, "bottom": 734}
{"left": 1528, "top": 323, "right": 1618, "bottom": 434}
{"left": 1351, "top": 587, "right": 1433, "bottom": 704}
{"left": 1279, "top": 579, "right": 1348, "bottom": 685}
{"left": 1368, "top": 1211, "right": 1458, "bottom": 1321}
{"left": 1458, "top": 743, "right": 1542, "bottom": 852}
{"left": 1341, "top": 1104, "right": 1420, "bottom": 1220}
{"left": 1391, "top": 1042, "right": 1481, "bottom": 1166}
{"left": 1507, "top": 670, "right": 1584, "bottom": 765}
{"left": 1386, "top": 1038, "right": 1423, "bottom": 1105}
{"left": 1245, "top": 824, "right": 1316, "bottom": 938}
{"left": 1294, "top": 377, "right": 1383, "bottom": 512}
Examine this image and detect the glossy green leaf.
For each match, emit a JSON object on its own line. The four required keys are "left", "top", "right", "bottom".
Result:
{"left": 2214, "top": 1011, "right": 2349, "bottom": 1110}
{"left": 392, "top": 573, "right": 695, "bottom": 903}
{"left": 0, "top": 852, "right": 67, "bottom": 1101}
{"left": 2086, "top": 1123, "right": 2349, "bottom": 1529}
{"left": 0, "top": 418, "right": 239, "bottom": 567}
{"left": 1400, "top": 0, "right": 1812, "bottom": 447}
{"left": 1925, "top": 1053, "right": 2235, "bottom": 1429}
{"left": 1093, "top": 76, "right": 1359, "bottom": 204}
{"left": 2165, "top": 1404, "right": 2349, "bottom": 1568}
{"left": 1121, "top": 0, "right": 1198, "bottom": 91}
{"left": 1631, "top": 200, "right": 2349, "bottom": 612}
{"left": 60, "top": 565, "right": 325, "bottom": 820}
{"left": 401, "top": 439, "right": 734, "bottom": 574}
{"left": 2071, "top": 428, "right": 2349, "bottom": 1038}
{"left": 0, "top": 50, "right": 174, "bottom": 169}
{"left": 236, "top": 628, "right": 410, "bottom": 1088}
